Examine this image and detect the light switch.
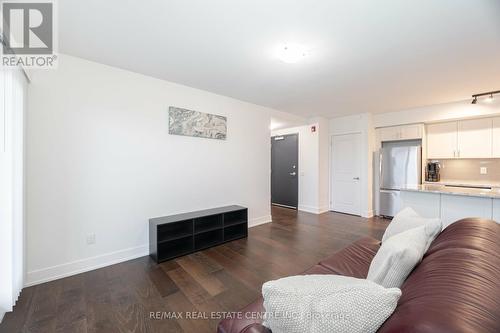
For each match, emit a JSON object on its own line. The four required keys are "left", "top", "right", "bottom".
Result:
{"left": 480, "top": 167, "right": 487, "bottom": 175}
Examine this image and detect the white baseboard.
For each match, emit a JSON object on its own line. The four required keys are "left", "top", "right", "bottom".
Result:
{"left": 298, "top": 205, "right": 328, "bottom": 214}
{"left": 24, "top": 215, "right": 272, "bottom": 288}
{"left": 24, "top": 244, "right": 148, "bottom": 287}
{"left": 249, "top": 215, "right": 272, "bottom": 227}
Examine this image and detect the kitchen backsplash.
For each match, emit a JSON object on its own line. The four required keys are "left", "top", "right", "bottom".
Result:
{"left": 429, "top": 159, "right": 500, "bottom": 186}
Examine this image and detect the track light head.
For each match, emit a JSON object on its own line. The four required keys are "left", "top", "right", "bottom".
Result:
{"left": 471, "top": 97, "right": 478, "bottom": 104}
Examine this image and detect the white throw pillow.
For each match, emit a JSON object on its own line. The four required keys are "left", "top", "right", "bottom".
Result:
{"left": 367, "top": 221, "right": 441, "bottom": 288}
{"left": 262, "top": 275, "right": 401, "bottom": 333}
{"left": 382, "top": 207, "right": 442, "bottom": 243}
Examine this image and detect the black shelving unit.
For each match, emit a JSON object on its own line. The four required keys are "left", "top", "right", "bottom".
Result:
{"left": 149, "top": 205, "right": 248, "bottom": 263}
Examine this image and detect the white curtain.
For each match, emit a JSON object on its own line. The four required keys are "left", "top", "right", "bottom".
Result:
{"left": 0, "top": 66, "right": 27, "bottom": 322}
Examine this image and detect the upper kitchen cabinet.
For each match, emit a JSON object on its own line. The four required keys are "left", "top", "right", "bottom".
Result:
{"left": 426, "top": 122, "right": 457, "bottom": 159}
{"left": 457, "top": 118, "right": 492, "bottom": 158}
{"left": 427, "top": 118, "right": 494, "bottom": 159}
{"left": 493, "top": 117, "right": 500, "bottom": 158}
{"left": 377, "top": 124, "right": 423, "bottom": 142}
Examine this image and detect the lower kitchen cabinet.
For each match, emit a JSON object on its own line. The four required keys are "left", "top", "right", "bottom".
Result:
{"left": 400, "top": 191, "right": 498, "bottom": 228}
{"left": 400, "top": 191, "right": 440, "bottom": 218}
{"left": 440, "top": 195, "right": 492, "bottom": 228}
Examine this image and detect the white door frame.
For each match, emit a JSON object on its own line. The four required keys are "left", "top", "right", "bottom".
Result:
{"left": 329, "top": 132, "right": 362, "bottom": 215}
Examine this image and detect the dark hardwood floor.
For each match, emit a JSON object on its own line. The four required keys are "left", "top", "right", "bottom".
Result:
{"left": 0, "top": 206, "right": 388, "bottom": 333}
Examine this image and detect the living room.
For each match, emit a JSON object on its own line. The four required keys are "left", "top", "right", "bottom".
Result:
{"left": 1, "top": 1, "right": 499, "bottom": 332}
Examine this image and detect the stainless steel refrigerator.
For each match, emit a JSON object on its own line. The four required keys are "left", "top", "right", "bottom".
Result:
{"left": 378, "top": 140, "right": 421, "bottom": 217}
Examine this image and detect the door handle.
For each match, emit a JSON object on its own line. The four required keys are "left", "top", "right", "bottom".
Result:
{"left": 289, "top": 172, "right": 297, "bottom": 176}
{"left": 353, "top": 177, "right": 360, "bottom": 180}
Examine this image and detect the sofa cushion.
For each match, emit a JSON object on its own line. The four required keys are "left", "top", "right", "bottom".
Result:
{"left": 367, "top": 221, "right": 441, "bottom": 288}
{"left": 378, "top": 218, "right": 500, "bottom": 333}
{"left": 319, "top": 237, "right": 380, "bottom": 278}
{"left": 261, "top": 275, "right": 401, "bottom": 333}
{"left": 381, "top": 207, "right": 441, "bottom": 243}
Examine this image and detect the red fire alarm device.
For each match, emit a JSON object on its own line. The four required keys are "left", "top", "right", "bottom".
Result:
{"left": 311, "top": 125, "right": 316, "bottom": 132}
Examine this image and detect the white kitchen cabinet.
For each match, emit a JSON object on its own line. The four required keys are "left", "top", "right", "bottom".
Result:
{"left": 426, "top": 122, "right": 457, "bottom": 159}
{"left": 492, "top": 117, "right": 500, "bottom": 158}
{"left": 492, "top": 199, "right": 500, "bottom": 223}
{"left": 378, "top": 126, "right": 400, "bottom": 142}
{"left": 440, "top": 194, "right": 492, "bottom": 228}
{"left": 378, "top": 124, "right": 423, "bottom": 142}
{"left": 457, "top": 118, "right": 492, "bottom": 158}
{"left": 399, "top": 124, "right": 423, "bottom": 140}
{"left": 400, "top": 191, "right": 440, "bottom": 219}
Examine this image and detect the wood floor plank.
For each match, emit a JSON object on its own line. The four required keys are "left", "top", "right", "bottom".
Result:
{"left": 0, "top": 285, "right": 35, "bottom": 333}
{"left": 84, "top": 268, "right": 119, "bottom": 333}
{"left": 189, "top": 252, "right": 223, "bottom": 274}
{"left": 176, "top": 256, "right": 226, "bottom": 296}
{"left": 23, "top": 280, "right": 62, "bottom": 333}
{"left": 0, "top": 207, "right": 388, "bottom": 333}
{"left": 147, "top": 265, "right": 179, "bottom": 297}
{"left": 167, "top": 267, "right": 213, "bottom": 307}
{"left": 55, "top": 275, "right": 87, "bottom": 332}
{"left": 164, "top": 291, "right": 212, "bottom": 333}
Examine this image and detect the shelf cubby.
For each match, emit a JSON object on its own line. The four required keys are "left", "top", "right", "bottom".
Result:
{"left": 224, "top": 209, "right": 248, "bottom": 227}
{"left": 224, "top": 223, "right": 248, "bottom": 242}
{"left": 194, "top": 214, "right": 223, "bottom": 234}
{"left": 195, "top": 229, "right": 223, "bottom": 251}
{"left": 157, "top": 236, "right": 194, "bottom": 262}
{"left": 158, "top": 219, "right": 193, "bottom": 242}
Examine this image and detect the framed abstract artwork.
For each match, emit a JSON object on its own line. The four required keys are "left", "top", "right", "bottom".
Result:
{"left": 168, "top": 106, "right": 227, "bottom": 140}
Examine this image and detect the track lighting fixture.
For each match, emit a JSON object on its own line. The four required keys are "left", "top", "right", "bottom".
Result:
{"left": 471, "top": 90, "right": 499, "bottom": 104}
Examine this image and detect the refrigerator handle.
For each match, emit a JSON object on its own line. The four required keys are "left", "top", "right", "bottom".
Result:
{"left": 417, "top": 146, "right": 422, "bottom": 184}
{"left": 379, "top": 149, "right": 383, "bottom": 189}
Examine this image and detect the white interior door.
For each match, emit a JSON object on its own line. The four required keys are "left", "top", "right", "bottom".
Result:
{"left": 331, "top": 133, "right": 361, "bottom": 215}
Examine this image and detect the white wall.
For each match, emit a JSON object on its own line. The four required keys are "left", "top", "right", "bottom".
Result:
{"left": 271, "top": 122, "right": 329, "bottom": 214}
{"left": 26, "top": 55, "right": 275, "bottom": 286}
{"left": 330, "top": 113, "right": 374, "bottom": 218}
{"left": 270, "top": 109, "right": 307, "bottom": 131}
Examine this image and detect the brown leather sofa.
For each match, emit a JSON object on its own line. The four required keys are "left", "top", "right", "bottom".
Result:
{"left": 217, "top": 218, "right": 500, "bottom": 333}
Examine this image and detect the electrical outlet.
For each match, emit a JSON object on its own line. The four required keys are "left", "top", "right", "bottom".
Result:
{"left": 480, "top": 167, "right": 488, "bottom": 175}
{"left": 86, "top": 233, "right": 96, "bottom": 245}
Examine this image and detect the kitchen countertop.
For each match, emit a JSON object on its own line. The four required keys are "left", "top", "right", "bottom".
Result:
{"left": 423, "top": 181, "right": 500, "bottom": 188}
{"left": 401, "top": 184, "right": 500, "bottom": 199}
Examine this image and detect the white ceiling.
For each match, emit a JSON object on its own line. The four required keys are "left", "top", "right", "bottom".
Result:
{"left": 59, "top": 0, "right": 500, "bottom": 118}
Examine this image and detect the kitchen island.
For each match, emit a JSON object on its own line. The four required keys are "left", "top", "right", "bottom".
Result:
{"left": 400, "top": 184, "right": 500, "bottom": 227}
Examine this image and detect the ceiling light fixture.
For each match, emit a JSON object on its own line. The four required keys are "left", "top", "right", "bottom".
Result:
{"left": 276, "top": 43, "right": 309, "bottom": 64}
{"left": 471, "top": 90, "right": 499, "bottom": 104}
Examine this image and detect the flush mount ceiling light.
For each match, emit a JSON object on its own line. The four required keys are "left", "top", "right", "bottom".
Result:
{"left": 471, "top": 90, "right": 499, "bottom": 104}
{"left": 276, "top": 43, "right": 309, "bottom": 64}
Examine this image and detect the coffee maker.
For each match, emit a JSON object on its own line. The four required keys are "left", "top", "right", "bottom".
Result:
{"left": 426, "top": 162, "right": 440, "bottom": 182}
